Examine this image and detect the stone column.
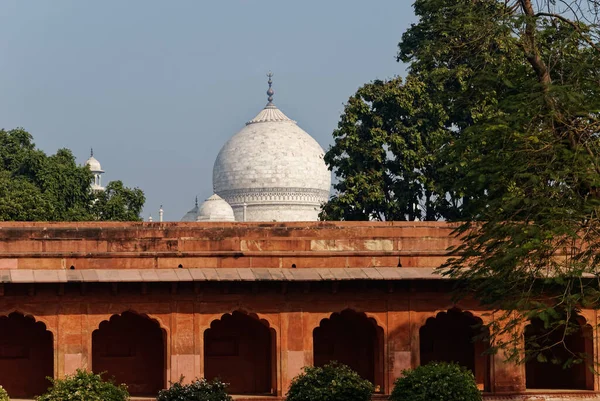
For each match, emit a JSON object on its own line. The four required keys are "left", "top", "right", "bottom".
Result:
{"left": 58, "top": 303, "right": 85, "bottom": 377}
{"left": 281, "top": 311, "right": 307, "bottom": 395}
{"left": 387, "top": 310, "right": 412, "bottom": 391}
{"left": 489, "top": 316, "right": 526, "bottom": 393}
{"left": 171, "top": 302, "right": 197, "bottom": 384}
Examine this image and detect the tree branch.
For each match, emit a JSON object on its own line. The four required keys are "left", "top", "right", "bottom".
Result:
{"left": 535, "top": 11, "right": 600, "bottom": 53}
{"left": 519, "top": 0, "right": 553, "bottom": 88}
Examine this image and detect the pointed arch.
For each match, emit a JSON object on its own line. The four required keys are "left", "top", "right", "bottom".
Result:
{"left": 419, "top": 308, "right": 491, "bottom": 391}
{"left": 92, "top": 311, "right": 166, "bottom": 396}
{"left": 525, "top": 315, "right": 594, "bottom": 390}
{"left": 0, "top": 312, "right": 53, "bottom": 398}
{"left": 204, "top": 310, "right": 276, "bottom": 395}
{"left": 313, "top": 309, "right": 385, "bottom": 391}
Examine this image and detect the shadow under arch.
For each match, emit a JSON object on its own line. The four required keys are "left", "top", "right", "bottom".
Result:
{"left": 204, "top": 310, "right": 276, "bottom": 395}
{"left": 0, "top": 312, "right": 53, "bottom": 398}
{"left": 525, "top": 315, "right": 594, "bottom": 390}
{"left": 313, "top": 309, "right": 385, "bottom": 391}
{"left": 92, "top": 310, "right": 166, "bottom": 396}
{"left": 419, "top": 308, "right": 491, "bottom": 391}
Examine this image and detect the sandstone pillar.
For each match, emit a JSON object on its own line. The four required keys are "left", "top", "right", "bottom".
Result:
{"left": 281, "top": 311, "right": 307, "bottom": 395}
{"left": 387, "top": 310, "right": 411, "bottom": 391}
{"left": 58, "top": 303, "right": 85, "bottom": 376}
{"left": 171, "top": 302, "right": 197, "bottom": 384}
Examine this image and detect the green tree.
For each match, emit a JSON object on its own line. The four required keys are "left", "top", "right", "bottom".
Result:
{"left": 325, "top": 0, "right": 600, "bottom": 364}
{"left": 157, "top": 377, "right": 233, "bottom": 401}
{"left": 36, "top": 369, "right": 129, "bottom": 401}
{"left": 39, "top": 148, "right": 96, "bottom": 221}
{"left": 286, "top": 362, "right": 373, "bottom": 401}
{"left": 404, "top": 0, "right": 600, "bottom": 364}
{"left": 0, "top": 384, "right": 9, "bottom": 401}
{"left": 400, "top": 0, "right": 600, "bottom": 363}
{"left": 390, "top": 363, "right": 481, "bottom": 401}
{"left": 92, "top": 180, "right": 145, "bottom": 221}
{"left": 0, "top": 128, "right": 145, "bottom": 221}
{"left": 321, "top": 76, "right": 461, "bottom": 221}
{"left": 0, "top": 171, "right": 50, "bottom": 221}
{"left": 322, "top": 0, "right": 520, "bottom": 221}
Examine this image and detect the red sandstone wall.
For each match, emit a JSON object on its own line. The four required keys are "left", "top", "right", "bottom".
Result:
{"left": 0, "top": 286, "right": 536, "bottom": 396}
{"left": 0, "top": 222, "right": 596, "bottom": 399}
{"left": 0, "top": 221, "right": 460, "bottom": 270}
{"left": 1, "top": 286, "right": 595, "bottom": 397}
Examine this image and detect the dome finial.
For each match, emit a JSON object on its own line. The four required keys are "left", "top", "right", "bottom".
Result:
{"left": 90, "top": 147, "right": 94, "bottom": 157}
{"left": 266, "top": 71, "right": 274, "bottom": 106}
{"left": 195, "top": 196, "right": 198, "bottom": 207}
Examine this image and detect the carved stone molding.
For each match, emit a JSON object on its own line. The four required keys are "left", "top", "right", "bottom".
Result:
{"left": 219, "top": 187, "right": 329, "bottom": 206}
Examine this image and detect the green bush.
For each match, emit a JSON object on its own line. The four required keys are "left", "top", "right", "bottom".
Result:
{"left": 390, "top": 362, "right": 482, "bottom": 401}
{"left": 36, "top": 369, "right": 129, "bottom": 401}
{"left": 0, "top": 386, "right": 9, "bottom": 401}
{"left": 156, "top": 377, "right": 232, "bottom": 401}
{"left": 286, "top": 362, "right": 374, "bottom": 401}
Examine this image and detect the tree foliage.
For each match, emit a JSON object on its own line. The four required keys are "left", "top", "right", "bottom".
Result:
{"left": 321, "top": 76, "right": 461, "bottom": 221}
{"left": 390, "top": 362, "right": 482, "bottom": 401}
{"left": 92, "top": 181, "right": 145, "bottom": 221}
{"left": 322, "top": 1, "right": 519, "bottom": 222}
{"left": 0, "top": 128, "right": 145, "bottom": 221}
{"left": 414, "top": 0, "right": 600, "bottom": 365}
{"left": 324, "top": 0, "right": 600, "bottom": 364}
{"left": 0, "top": 385, "right": 9, "bottom": 401}
{"left": 286, "top": 362, "right": 373, "bottom": 401}
{"left": 36, "top": 369, "right": 129, "bottom": 401}
{"left": 157, "top": 377, "right": 232, "bottom": 401}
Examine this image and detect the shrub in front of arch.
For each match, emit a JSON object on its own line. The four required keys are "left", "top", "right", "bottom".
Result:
{"left": 390, "top": 362, "right": 481, "bottom": 401}
{"left": 156, "top": 377, "right": 233, "bottom": 401}
{"left": 0, "top": 386, "right": 9, "bottom": 401}
{"left": 36, "top": 369, "right": 129, "bottom": 401}
{"left": 286, "top": 362, "right": 374, "bottom": 401}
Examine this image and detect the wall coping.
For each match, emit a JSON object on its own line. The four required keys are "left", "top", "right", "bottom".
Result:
{"left": 0, "top": 267, "right": 443, "bottom": 283}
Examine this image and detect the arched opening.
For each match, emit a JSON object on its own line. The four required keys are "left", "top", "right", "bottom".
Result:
{"left": 313, "top": 309, "right": 384, "bottom": 392}
{"left": 0, "top": 312, "right": 53, "bottom": 398}
{"left": 525, "top": 317, "right": 594, "bottom": 390}
{"left": 92, "top": 311, "right": 165, "bottom": 396}
{"left": 204, "top": 311, "right": 275, "bottom": 395}
{"left": 420, "top": 308, "right": 490, "bottom": 391}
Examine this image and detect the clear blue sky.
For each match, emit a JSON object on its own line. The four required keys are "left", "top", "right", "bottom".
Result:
{"left": 0, "top": 1, "right": 415, "bottom": 220}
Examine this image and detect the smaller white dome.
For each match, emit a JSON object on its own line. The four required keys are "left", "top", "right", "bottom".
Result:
{"left": 86, "top": 156, "right": 103, "bottom": 173}
{"left": 197, "top": 194, "right": 235, "bottom": 222}
{"left": 180, "top": 205, "right": 199, "bottom": 222}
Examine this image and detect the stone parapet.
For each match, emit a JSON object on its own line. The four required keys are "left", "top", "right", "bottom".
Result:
{"left": 0, "top": 267, "right": 443, "bottom": 283}
{"left": 0, "top": 221, "right": 459, "bottom": 271}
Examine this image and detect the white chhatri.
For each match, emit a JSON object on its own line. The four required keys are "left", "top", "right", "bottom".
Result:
{"left": 181, "top": 197, "right": 200, "bottom": 221}
{"left": 197, "top": 194, "right": 235, "bottom": 222}
{"left": 85, "top": 148, "right": 105, "bottom": 191}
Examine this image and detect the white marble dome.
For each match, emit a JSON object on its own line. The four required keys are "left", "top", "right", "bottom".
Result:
{"left": 213, "top": 95, "right": 331, "bottom": 222}
{"left": 180, "top": 201, "right": 199, "bottom": 222}
{"left": 197, "top": 194, "right": 235, "bottom": 222}
{"left": 85, "top": 155, "right": 103, "bottom": 173}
